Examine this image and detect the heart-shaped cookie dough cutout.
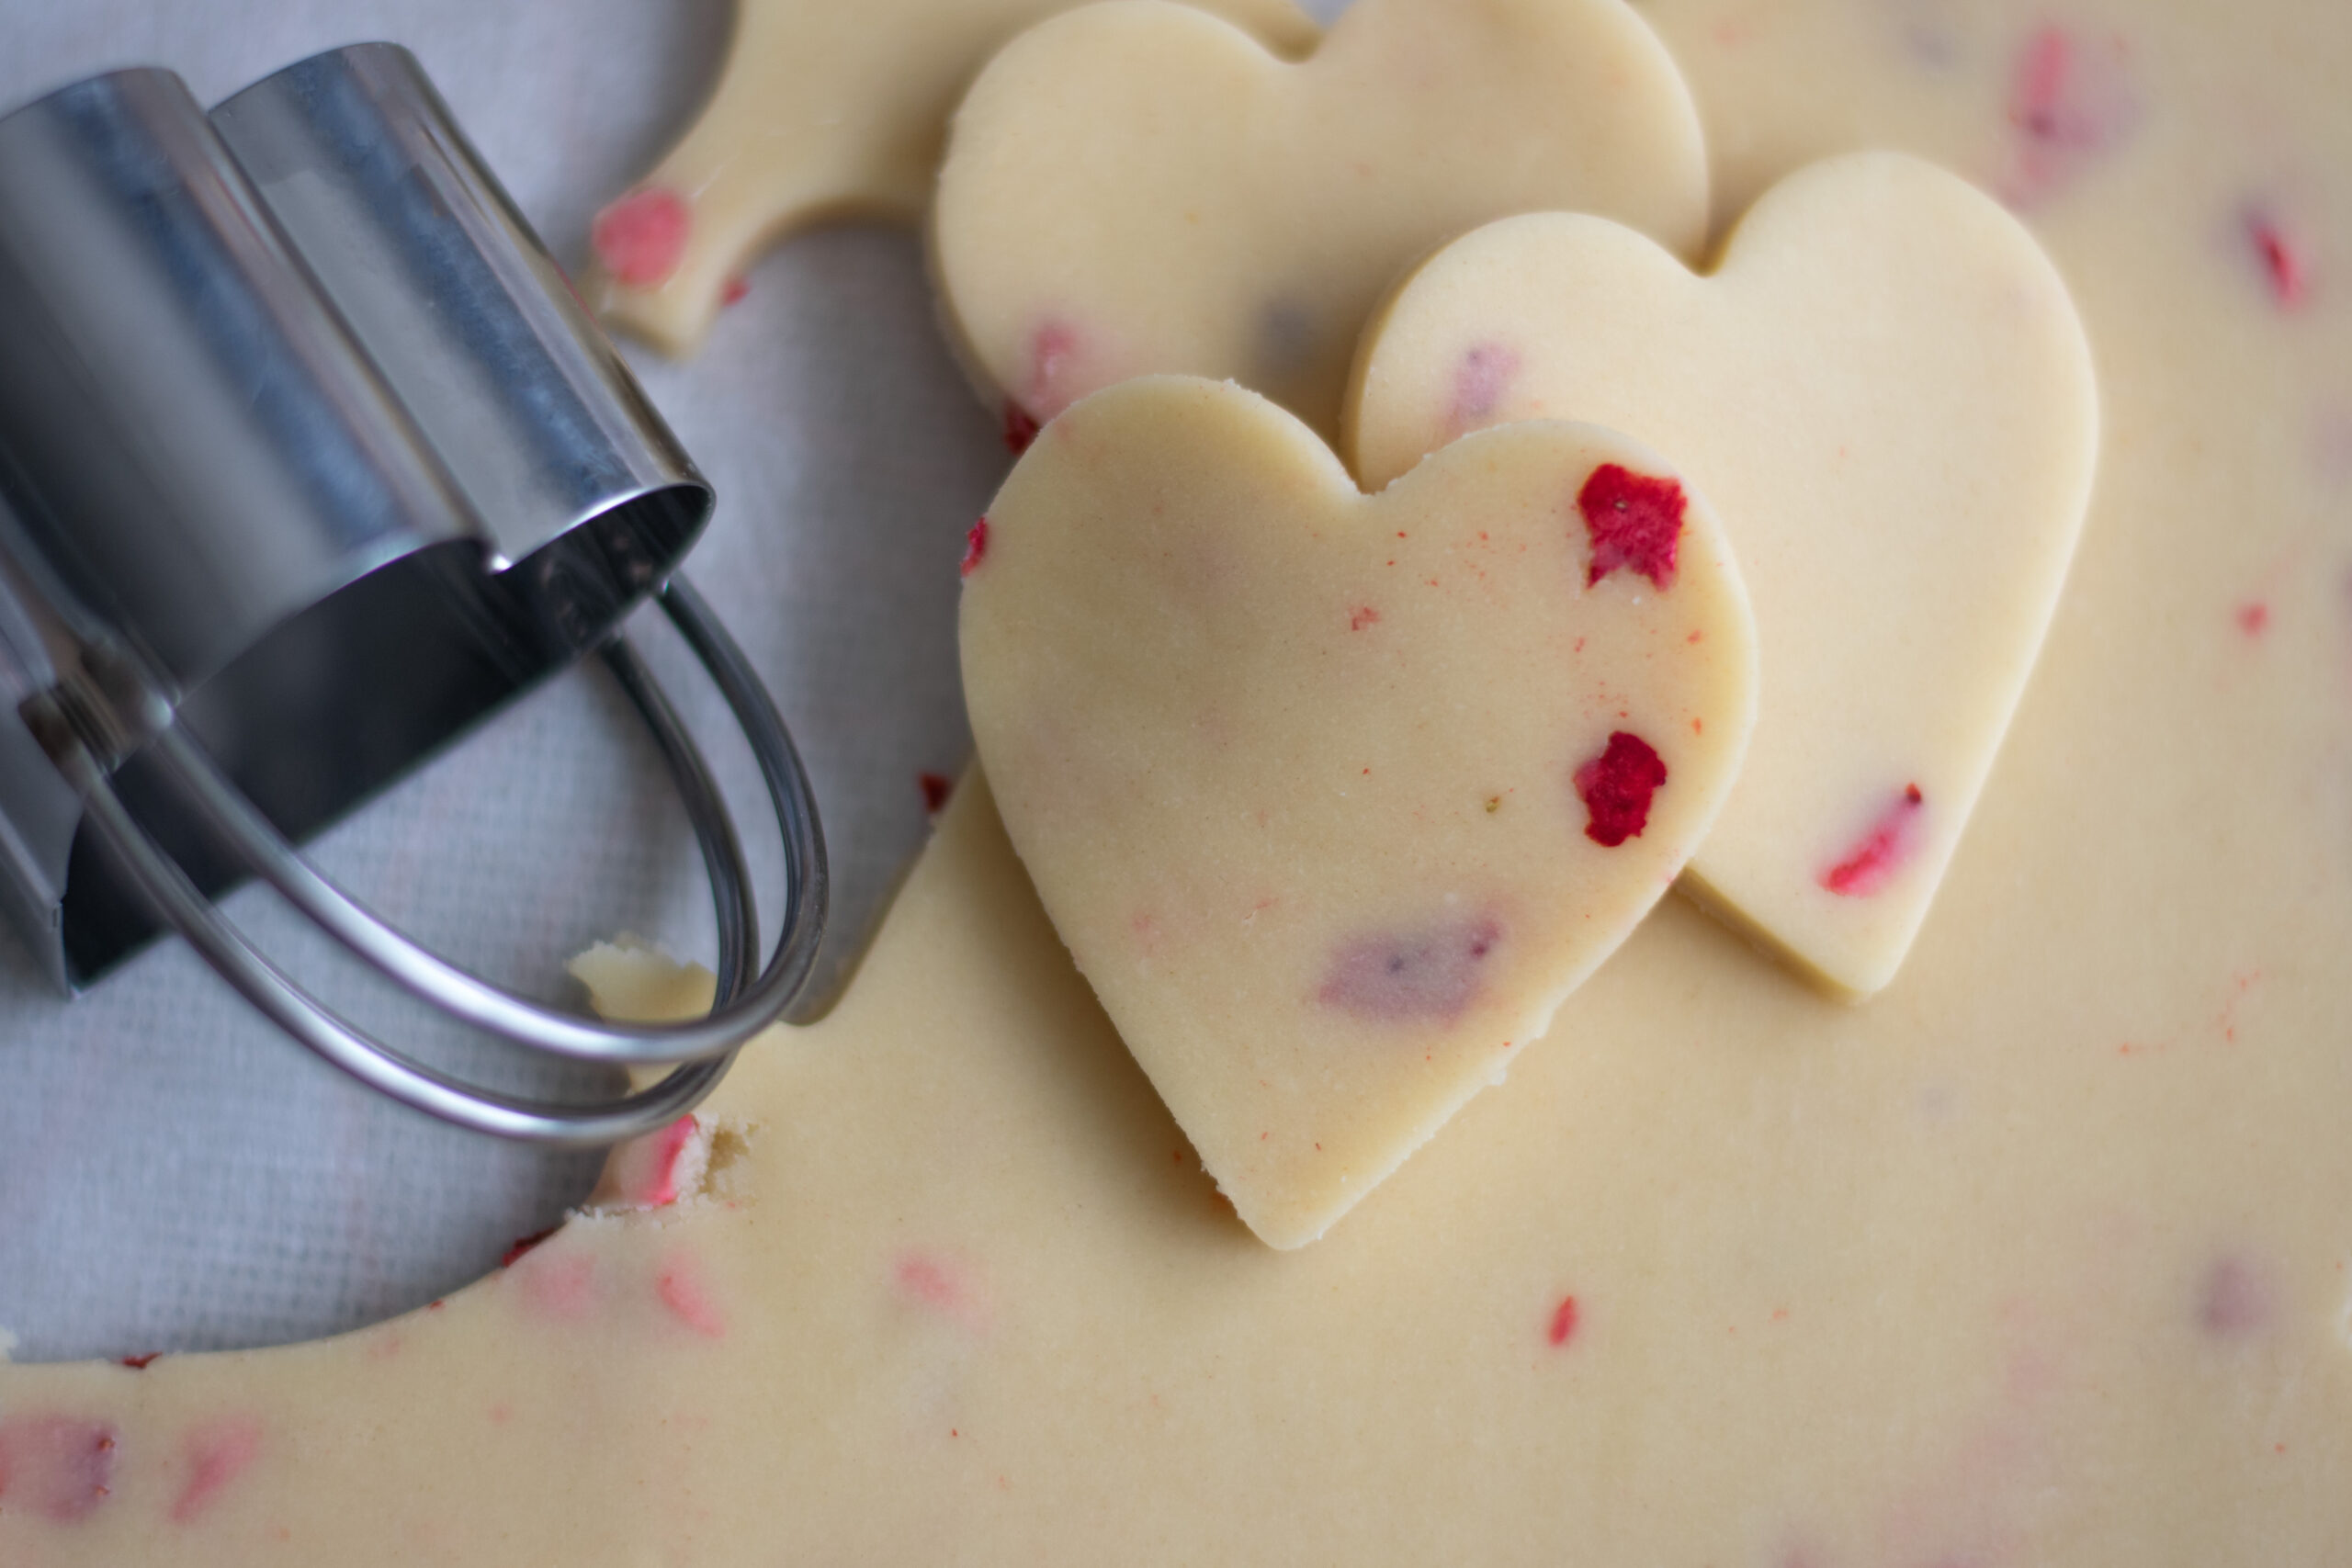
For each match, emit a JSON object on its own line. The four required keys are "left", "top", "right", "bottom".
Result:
{"left": 589, "top": 0, "right": 1319, "bottom": 356}
{"left": 933, "top": 0, "right": 1707, "bottom": 444}
{"left": 1348, "top": 152, "right": 2099, "bottom": 998}
{"left": 961, "top": 377, "right": 1758, "bottom": 1247}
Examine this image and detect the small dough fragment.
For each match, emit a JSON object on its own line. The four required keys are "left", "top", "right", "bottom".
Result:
{"left": 1348, "top": 153, "right": 2099, "bottom": 998}
{"left": 960, "top": 377, "right": 1757, "bottom": 1247}
{"left": 587, "top": 0, "right": 1319, "bottom": 356}
{"left": 932, "top": 0, "right": 1707, "bottom": 442}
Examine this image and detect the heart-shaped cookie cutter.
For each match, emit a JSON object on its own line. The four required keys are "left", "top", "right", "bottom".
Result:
{"left": 0, "top": 45, "right": 825, "bottom": 1143}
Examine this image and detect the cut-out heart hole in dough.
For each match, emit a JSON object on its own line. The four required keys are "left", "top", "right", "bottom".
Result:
{"left": 932, "top": 0, "right": 1707, "bottom": 446}
{"left": 1348, "top": 152, "right": 2099, "bottom": 998}
{"left": 960, "top": 377, "right": 1757, "bottom": 1247}
{"left": 589, "top": 0, "right": 1321, "bottom": 355}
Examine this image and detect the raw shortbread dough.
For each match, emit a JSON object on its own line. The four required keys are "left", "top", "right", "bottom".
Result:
{"left": 960, "top": 377, "right": 1757, "bottom": 1247}
{"left": 6, "top": 1, "right": 2352, "bottom": 1562}
{"left": 931, "top": 0, "right": 1708, "bottom": 443}
{"left": 587, "top": 0, "right": 1320, "bottom": 355}
{"left": 1348, "top": 153, "right": 2098, "bottom": 998}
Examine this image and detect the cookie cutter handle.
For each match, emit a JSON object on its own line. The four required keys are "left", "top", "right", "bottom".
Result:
{"left": 41, "top": 576, "right": 824, "bottom": 1146}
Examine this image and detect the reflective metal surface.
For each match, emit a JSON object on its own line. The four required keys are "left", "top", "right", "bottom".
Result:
{"left": 211, "top": 44, "right": 707, "bottom": 636}
{"left": 0, "top": 67, "right": 472, "bottom": 696}
{"left": 59, "top": 575, "right": 824, "bottom": 1145}
{"left": 0, "top": 46, "right": 734, "bottom": 986}
{"left": 0, "top": 45, "right": 826, "bottom": 1143}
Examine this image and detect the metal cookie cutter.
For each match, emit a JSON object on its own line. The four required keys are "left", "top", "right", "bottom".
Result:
{"left": 0, "top": 45, "right": 825, "bottom": 1144}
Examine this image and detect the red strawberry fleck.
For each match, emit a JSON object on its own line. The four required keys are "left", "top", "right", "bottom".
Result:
{"left": 1349, "top": 605, "right": 1381, "bottom": 632}
{"left": 502, "top": 1227, "right": 559, "bottom": 1268}
{"left": 961, "top": 517, "right": 991, "bottom": 578}
{"left": 1821, "top": 784, "right": 1926, "bottom": 897}
{"left": 2237, "top": 601, "right": 2270, "bottom": 637}
{"left": 1002, "top": 400, "right": 1041, "bottom": 456}
{"left": 118, "top": 1352, "right": 160, "bottom": 1371}
{"left": 1547, "top": 1294, "right": 1581, "bottom": 1347}
{"left": 2245, "top": 213, "right": 2312, "bottom": 310}
{"left": 1576, "top": 466, "right": 1684, "bottom": 590}
{"left": 634, "top": 1115, "right": 701, "bottom": 1209}
{"left": 2001, "top": 27, "right": 2137, "bottom": 207}
{"left": 590, "top": 188, "right": 691, "bottom": 289}
{"left": 720, "top": 276, "right": 750, "bottom": 307}
{"left": 1574, "top": 731, "right": 1667, "bottom": 847}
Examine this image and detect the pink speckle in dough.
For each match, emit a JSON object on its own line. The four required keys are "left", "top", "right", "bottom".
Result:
{"left": 170, "top": 1416, "right": 262, "bottom": 1525}
{"left": 636, "top": 1115, "right": 701, "bottom": 1209}
{"left": 720, "top": 276, "right": 750, "bottom": 308}
{"left": 2245, "top": 209, "right": 2312, "bottom": 310}
{"left": 894, "top": 1251, "right": 993, "bottom": 1331}
{"left": 590, "top": 188, "right": 691, "bottom": 289}
{"left": 1130, "top": 909, "right": 1164, "bottom": 957}
{"left": 1023, "top": 321, "right": 1083, "bottom": 420}
{"left": 1002, "top": 400, "right": 1041, "bottom": 456}
{"left": 0, "top": 1415, "right": 118, "bottom": 1523}
{"left": 1449, "top": 342, "right": 1521, "bottom": 430}
{"left": 2000, "top": 26, "right": 2137, "bottom": 208}
{"left": 1547, "top": 1294, "right": 1581, "bottom": 1348}
{"left": 1574, "top": 731, "right": 1667, "bottom": 848}
{"left": 895, "top": 1252, "right": 965, "bottom": 1312}
{"left": 2237, "top": 600, "right": 2271, "bottom": 637}
{"left": 2216, "top": 968, "right": 2262, "bottom": 1043}
{"left": 1576, "top": 465, "right": 1684, "bottom": 590}
{"left": 1318, "top": 916, "right": 1504, "bottom": 1024}
{"left": 1349, "top": 604, "right": 1381, "bottom": 632}
{"left": 1821, "top": 784, "right": 1926, "bottom": 897}
{"left": 962, "top": 517, "right": 991, "bottom": 578}
{"left": 2199, "top": 1255, "right": 2273, "bottom": 1338}
{"left": 514, "top": 1247, "right": 599, "bottom": 1323}
{"left": 656, "top": 1253, "right": 729, "bottom": 1339}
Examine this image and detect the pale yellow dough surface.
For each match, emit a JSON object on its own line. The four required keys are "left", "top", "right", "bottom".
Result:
{"left": 591, "top": 0, "right": 1319, "bottom": 355}
{"left": 932, "top": 0, "right": 1707, "bottom": 440}
{"left": 961, "top": 378, "right": 1757, "bottom": 1247}
{"left": 6, "top": 1, "right": 2352, "bottom": 1562}
{"left": 1350, "top": 153, "right": 2098, "bottom": 997}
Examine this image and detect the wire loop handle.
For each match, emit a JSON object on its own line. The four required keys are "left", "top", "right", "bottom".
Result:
{"left": 64, "top": 576, "right": 825, "bottom": 1146}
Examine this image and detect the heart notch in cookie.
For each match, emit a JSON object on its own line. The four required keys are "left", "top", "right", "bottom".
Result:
{"left": 933, "top": 0, "right": 1708, "bottom": 443}
{"left": 961, "top": 377, "right": 1758, "bottom": 1247}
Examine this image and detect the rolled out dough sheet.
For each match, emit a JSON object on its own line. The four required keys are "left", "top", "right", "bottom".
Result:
{"left": 4, "top": 0, "right": 2351, "bottom": 1562}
